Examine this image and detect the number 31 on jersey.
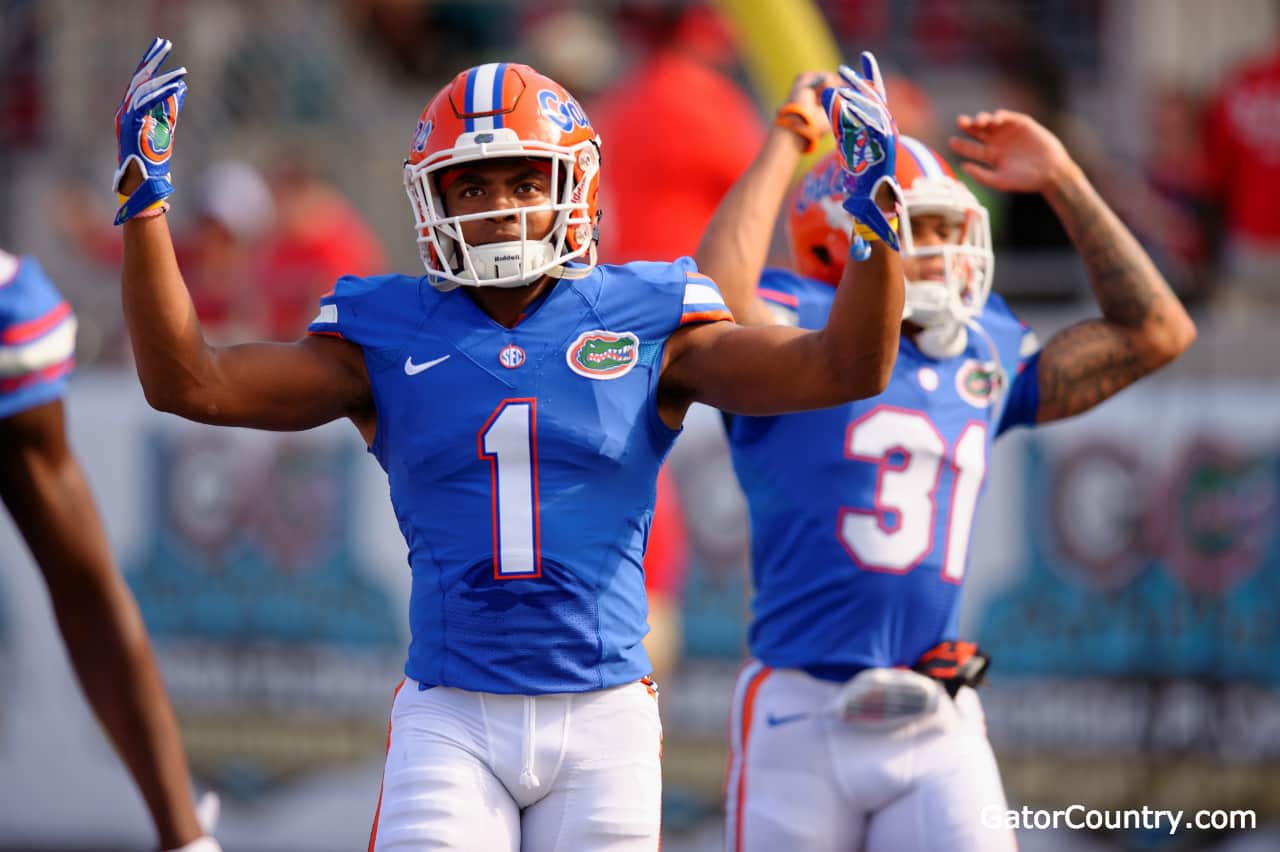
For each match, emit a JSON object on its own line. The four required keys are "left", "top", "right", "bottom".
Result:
{"left": 838, "top": 407, "right": 986, "bottom": 582}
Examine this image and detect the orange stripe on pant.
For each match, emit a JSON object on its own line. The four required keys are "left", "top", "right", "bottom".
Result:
{"left": 641, "top": 674, "right": 664, "bottom": 851}
{"left": 367, "top": 678, "right": 406, "bottom": 852}
{"left": 732, "top": 665, "right": 773, "bottom": 852}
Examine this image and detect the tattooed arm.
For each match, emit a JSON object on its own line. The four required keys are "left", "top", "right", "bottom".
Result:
{"left": 949, "top": 110, "right": 1196, "bottom": 423}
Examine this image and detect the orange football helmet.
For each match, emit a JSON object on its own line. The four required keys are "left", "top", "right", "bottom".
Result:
{"left": 786, "top": 135, "right": 994, "bottom": 354}
{"left": 403, "top": 62, "right": 602, "bottom": 290}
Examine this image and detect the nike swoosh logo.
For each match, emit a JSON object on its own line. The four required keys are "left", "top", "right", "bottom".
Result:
{"left": 765, "top": 711, "right": 809, "bottom": 728}
{"left": 404, "top": 354, "right": 450, "bottom": 376}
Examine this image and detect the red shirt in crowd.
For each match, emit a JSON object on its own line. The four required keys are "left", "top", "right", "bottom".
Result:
{"left": 591, "top": 48, "right": 765, "bottom": 263}
{"left": 642, "top": 468, "right": 689, "bottom": 598}
{"left": 1204, "top": 43, "right": 1280, "bottom": 243}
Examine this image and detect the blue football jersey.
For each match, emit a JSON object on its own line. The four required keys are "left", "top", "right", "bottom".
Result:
{"left": 0, "top": 252, "right": 77, "bottom": 420}
{"left": 308, "top": 258, "right": 732, "bottom": 694}
{"left": 731, "top": 267, "right": 1040, "bottom": 676}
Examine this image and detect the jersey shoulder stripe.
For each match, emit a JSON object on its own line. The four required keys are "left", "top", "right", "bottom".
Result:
{"left": 680, "top": 270, "right": 733, "bottom": 325}
{"left": 0, "top": 254, "right": 76, "bottom": 415}
{"left": 307, "top": 273, "right": 422, "bottom": 346}
{"left": 594, "top": 258, "right": 732, "bottom": 338}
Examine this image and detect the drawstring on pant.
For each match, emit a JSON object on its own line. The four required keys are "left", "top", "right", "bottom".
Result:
{"left": 519, "top": 695, "right": 541, "bottom": 790}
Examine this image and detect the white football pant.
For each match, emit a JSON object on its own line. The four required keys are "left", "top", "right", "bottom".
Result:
{"left": 725, "top": 661, "right": 1016, "bottom": 852}
{"left": 371, "top": 678, "right": 662, "bottom": 851}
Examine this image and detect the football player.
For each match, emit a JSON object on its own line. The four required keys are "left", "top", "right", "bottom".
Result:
{"left": 697, "top": 63, "right": 1196, "bottom": 852}
{"left": 0, "top": 249, "right": 219, "bottom": 852}
{"left": 112, "top": 39, "right": 904, "bottom": 851}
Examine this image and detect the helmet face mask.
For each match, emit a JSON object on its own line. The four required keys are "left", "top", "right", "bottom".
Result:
{"left": 786, "top": 136, "right": 994, "bottom": 356}
{"left": 897, "top": 170, "right": 994, "bottom": 340}
{"left": 403, "top": 63, "right": 602, "bottom": 291}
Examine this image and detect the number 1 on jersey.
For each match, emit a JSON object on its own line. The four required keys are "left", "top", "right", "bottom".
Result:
{"left": 479, "top": 398, "right": 541, "bottom": 578}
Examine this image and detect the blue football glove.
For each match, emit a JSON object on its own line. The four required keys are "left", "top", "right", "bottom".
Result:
{"left": 113, "top": 37, "right": 187, "bottom": 225}
{"left": 821, "top": 51, "right": 902, "bottom": 258}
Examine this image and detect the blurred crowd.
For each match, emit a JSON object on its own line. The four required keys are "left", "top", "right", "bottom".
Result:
{"left": 55, "top": 159, "right": 387, "bottom": 350}
{"left": 1, "top": 2, "right": 1273, "bottom": 345}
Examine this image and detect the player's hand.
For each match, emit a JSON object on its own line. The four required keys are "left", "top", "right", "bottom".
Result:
{"left": 774, "top": 71, "right": 841, "bottom": 151}
{"left": 162, "top": 792, "right": 223, "bottom": 852}
{"left": 948, "top": 110, "right": 1076, "bottom": 196}
{"left": 113, "top": 37, "right": 187, "bottom": 225}
{"left": 822, "top": 51, "right": 902, "bottom": 257}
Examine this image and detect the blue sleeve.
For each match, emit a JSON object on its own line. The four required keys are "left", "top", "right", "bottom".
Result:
{"left": 599, "top": 257, "right": 733, "bottom": 342}
{"left": 0, "top": 255, "right": 77, "bottom": 419}
{"left": 988, "top": 294, "right": 1042, "bottom": 435}
{"left": 306, "top": 273, "right": 410, "bottom": 347}
{"left": 758, "top": 267, "right": 826, "bottom": 329}
{"left": 996, "top": 351, "right": 1040, "bottom": 435}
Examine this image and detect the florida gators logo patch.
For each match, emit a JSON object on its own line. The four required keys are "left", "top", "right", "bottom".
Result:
{"left": 955, "top": 359, "right": 1003, "bottom": 408}
{"left": 566, "top": 330, "right": 639, "bottom": 379}
{"left": 139, "top": 95, "right": 178, "bottom": 164}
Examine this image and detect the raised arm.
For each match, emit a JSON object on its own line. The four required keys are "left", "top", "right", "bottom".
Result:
{"left": 696, "top": 72, "right": 836, "bottom": 326}
{"left": 122, "top": 213, "right": 372, "bottom": 434}
{"left": 114, "top": 39, "right": 373, "bottom": 438}
{"left": 662, "top": 244, "right": 900, "bottom": 420}
{"left": 662, "top": 54, "right": 904, "bottom": 422}
{"left": 949, "top": 110, "right": 1196, "bottom": 423}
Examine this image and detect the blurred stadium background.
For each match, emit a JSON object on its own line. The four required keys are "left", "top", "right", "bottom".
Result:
{"left": 2, "top": 0, "right": 1280, "bottom": 850}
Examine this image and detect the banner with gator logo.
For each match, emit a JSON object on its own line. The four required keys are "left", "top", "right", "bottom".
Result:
{"left": 965, "top": 382, "right": 1280, "bottom": 830}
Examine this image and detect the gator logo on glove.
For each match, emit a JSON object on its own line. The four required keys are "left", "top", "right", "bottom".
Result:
{"left": 139, "top": 94, "right": 179, "bottom": 163}
{"left": 841, "top": 125, "right": 886, "bottom": 177}
{"left": 113, "top": 37, "right": 187, "bottom": 225}
{"left": 820, "top": 51, "right": 903, "bottom": 255}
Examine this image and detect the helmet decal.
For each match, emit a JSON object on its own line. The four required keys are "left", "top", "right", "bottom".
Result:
{"left": 411, "top": 118, "right": 432, "bottom": 153}
{"left": 538, "top": 89, "right": 591, "bottom": 133}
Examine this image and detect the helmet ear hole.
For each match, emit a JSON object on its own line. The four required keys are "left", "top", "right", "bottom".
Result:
{"left": 811, "top": 246, "right": 832, "bottom": 266}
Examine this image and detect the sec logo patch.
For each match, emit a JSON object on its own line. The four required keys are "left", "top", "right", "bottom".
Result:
{"left": 498, "top": 344, "right": 526, "bottom": 369}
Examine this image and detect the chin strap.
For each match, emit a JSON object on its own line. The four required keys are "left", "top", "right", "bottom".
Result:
{"left": 964, "top": 317, "right": 1007, "bottom": 408}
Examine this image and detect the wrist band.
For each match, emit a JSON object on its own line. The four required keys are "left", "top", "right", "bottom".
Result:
{"left": 852, "top": 215, "right": 899, "bottom": 243}
{"left": 115, "top": 186, "right": 172, "bottom": 225}
{"left": 133, "top": 201, "right": 171, "bottom": 219}
{"left": 117, "top": 193, "right": 168, "bottom": 212}
{"left": 117, "top": 194, "right": 170, "bottom": 220}
{"left": 774, "top": 104, "right": 821, "bottom": 154}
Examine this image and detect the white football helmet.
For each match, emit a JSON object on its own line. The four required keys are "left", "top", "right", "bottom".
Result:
{"left": 897, "top": 135, "right": 995, "bottom": 358}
